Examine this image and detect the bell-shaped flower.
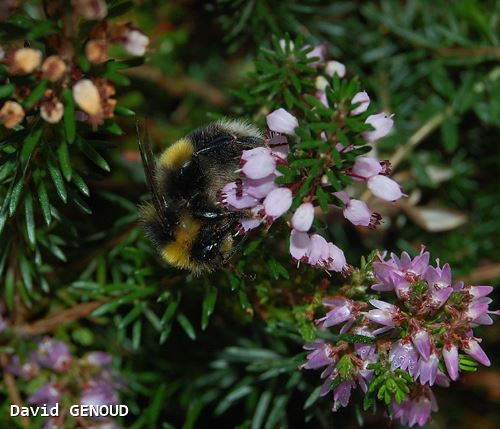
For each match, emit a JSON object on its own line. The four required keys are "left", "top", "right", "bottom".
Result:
{"left": 367, "top": 174, "right": 403, "bottom": 201}
{"left": 325, "top": 60, "right": 346, "bottom": 78}
{"left": 266, "top": 108, "right": 298, "bottom": 135}
{"left": 263, "top": 187, "right": 292, "bottom": 219}
{"left": 350, "top": 91, "right": 370, "bottom": 115}
{"left": 412, "top": 330, "right": 431, "bottom": 361}
{"left": 291, "top": 202, "right": 315, "bottom": 232}
{"left": 443, "top": 344, "right": 459, "bottom": 380}
{"left": 363, "top": 112, "right": 394, "bottom": 142}
{"left": 463, "top": 338, "right": 490, "bottom": 366}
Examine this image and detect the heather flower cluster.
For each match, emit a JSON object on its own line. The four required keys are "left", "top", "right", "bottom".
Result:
{"left": 6, "top": 337, "right": 125, "bottom": 428}
{"left": 0, "top": 0, "right": 149, "bottom": 129}
{"left": 220, "top": 43, "right": 402, "bottom": 275}
{"left": 302, "top": 247, "right": 498, "bottom": 427}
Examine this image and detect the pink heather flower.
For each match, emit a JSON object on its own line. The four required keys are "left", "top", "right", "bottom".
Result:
{"left": 388, "top": 248, "right": 430, "bottom": 279}
{"left": 36, "top": 338, "right": 71, "bottom": 372}
{"left": 241, "top": 147, "right": 277, "bottom": 179}
{"left": 244, "top": 175, "right": 278, "bottom": 199}
{"left": 442, "top": 344, "right": 459, "bottom": 380}
{"left": 266, "top": 108, "right": 298, "bottom": 135}
{"left": 412, "top": 330, "right": 431, "bottom": 361}
{"left": 319, "top": 298, "right": 356, "bottom": 332}
{"left": 28, "top": 382, "right": 61, "bottom": 408}
{"left": 344, "top": 199, "right": 377, "bottom": 227}
{"left": 351, "top": 157, "right": 382, "bottom": 179}
{"left": 366, "top": 299, "right": 398, "bottom": 331}
{"left": 367, "top": 174, "right": 403, "bottom": 201}
{"left": 333, "top": 191, "right": 381, "bottom": 228}
{"left": 325, "top": 60, "right": 346, "bottom": 78}
{"left": 416, "top": 353, "right": 439, "bottom": 385}
{"left": 350, "top": 91, "right": 370, "bottom": 115}
{"left": 332, "top": 380, "right": 356, "bottom": 411}
{"left": 425, "top": 263, "right": 452, "bottom": 289}
{"left": 468, "top": 285, "right": 493, "bottom": 298}
{"left": 220, "top": 182, "right": 260, "bottom": 209}
{"left": 392, "top": 386, "right": 438, "bottom": 427}
{"left": 429, "top": 285, "right": 453, "bottom": 309}
{"left": 239, "top": 214, "right": 263, "bottom": 232}
{"left": 263, "top": 187, "right": 293, "bottom": 219}
{"left": 389, "top": 340, "right": 419, "bottom": 375}
{"left": 463, "top": 338, "right": 490, "bottom": 366}
{"left": 316, "top": 90, "right": 328, "bottom": 107}
{"left": 86, "top": 351, "right": 112, "bottom": 367}
{"left": 363, "top": 112, "right": 394, "bottom": 142}
{"left": 302, "top": 341, "right": 336, "bottom": 369}
{"left": 291, "top": 202, "right": 315, "bottom": 232}
{"left": 306, "top": 44, "right": 327, "bottom": 67}
{"left": 123, "top": 29, "right": 149, "bottom": 56}
{"left": 81, "top": 383, "right": 119, "bottom": 407}
{"left": 353, "top": 326, "right": 376, "bottom": 361}
{"left": 305, "top": 234, "right": 330, "bottom": 266}
{"left": 326, "top": 243, "right": 348, "bottom": 274}
{"left": 289, "top": 229, "right": 311, "bottom": 260}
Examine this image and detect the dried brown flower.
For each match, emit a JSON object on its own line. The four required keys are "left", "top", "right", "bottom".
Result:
{"left": 40, "top": 98, "right": 64, "bottom": 124}
{"left": 0, "top": 100, "right": 25, "bottom": 128}
{"left": 85, "top": 39, "right": 108, "bottom": 64}
{"left": 71, "top": 0, "right": 107, "bottom": 20}
{"left": 41, "top": 55, "right": 67, "bottom": 82}
{"left": 10, "top": 48, "right": 42, "bottom": 74}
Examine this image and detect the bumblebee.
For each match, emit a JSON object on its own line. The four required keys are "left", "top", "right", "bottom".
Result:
{"left": 138, "top": 120, "right": 263, "bottom": 274}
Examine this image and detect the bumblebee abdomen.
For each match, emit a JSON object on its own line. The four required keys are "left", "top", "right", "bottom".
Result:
{"left": 160, "top": 212, "right": 201, "bottom": 269}
{"left": 159, "top": 138, "right": 194, "bottom": 170}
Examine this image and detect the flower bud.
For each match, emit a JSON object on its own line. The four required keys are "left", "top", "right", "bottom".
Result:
{"left": 0, "top": 101, "right": 24, "bottom": 128}
{"left": 72, "top": 79, "right": 102, "bottom": 116}
{"left": 11, "top": 48, "right": 42, "bottom": 74}
{"left": 266, "top": 108, "right": 298, "bottom": 135}
{"left": 40, "top": 99, "right": 64, "bottom": 124}
{"left": 123, "top": 29, "right": 149, "bottom": 56}
{"left": 41, "top": 56, "right": 66, "bottom": 82}
{"left": 363, "top": 112, "right": 394, "bottom": 142}
{"left": 315, "top": 75, "right": 329, "bottom": 91}
{"left": 85, "top": 39, "right": 108, "bottom": 64}
{"left": 306, "top": 44, "right": 326, "bottom": 67}
{"left": 350, "top": 91, "right": 370, "bottom": 115}
{"left": 72, "top": 0, "right": 107, "bottom": 20}
{"left": 325, "top": 60, "right": 346, "bottom": 78}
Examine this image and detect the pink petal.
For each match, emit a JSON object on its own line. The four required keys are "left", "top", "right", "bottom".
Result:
{"left": 325, "top": 60, "right": 346, "bottom": 78}
{"left": 352, "top": 157, "right": 382, "bottom": 179}
{"left": 306, "top": 234, "right": 330, "bottom": 265}
{"left": 290, "top": 229, "right": 311, "bottom": 260}
{"left": 291, "top": 202, "right": 315, "bottom": 232}
{"left": 220, "top": 182, "right": 259, "bottom": 209}
{"left": 343, "top": 199, "right": 372, "bottom": 226}
{"left": 327, "top": 243, "right": 347, "bottom": 272}
{"left": 245, "top": 175, "right": 278, "bottom": 199}
{"left": 242, "top": 152, "right": 276, "bottom": 179}
{"left": 266, "top": 108, "right": 298, "bottom": 135}
{"left": 263, "top": 187, "right": 293, "bottom": 219}
{"left": 367, "top": 175, "right": 403, "bottom": 201}
{"left": 350, "top": 91, "right": 370, "bottom": 115}
{"left": 363, "top": 112, "right": 394, "bottom": 142}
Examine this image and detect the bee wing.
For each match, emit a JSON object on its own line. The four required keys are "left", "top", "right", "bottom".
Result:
{"left": 136, "top": 120, "right": 169, "bottom": 226}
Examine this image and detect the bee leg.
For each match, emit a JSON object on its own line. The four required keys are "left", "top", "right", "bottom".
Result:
{"left": 192, "top": 221, "right": 237, "bottom": 263}
{"left": 190, "top": 197, "right": 242, "bottom": 222}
